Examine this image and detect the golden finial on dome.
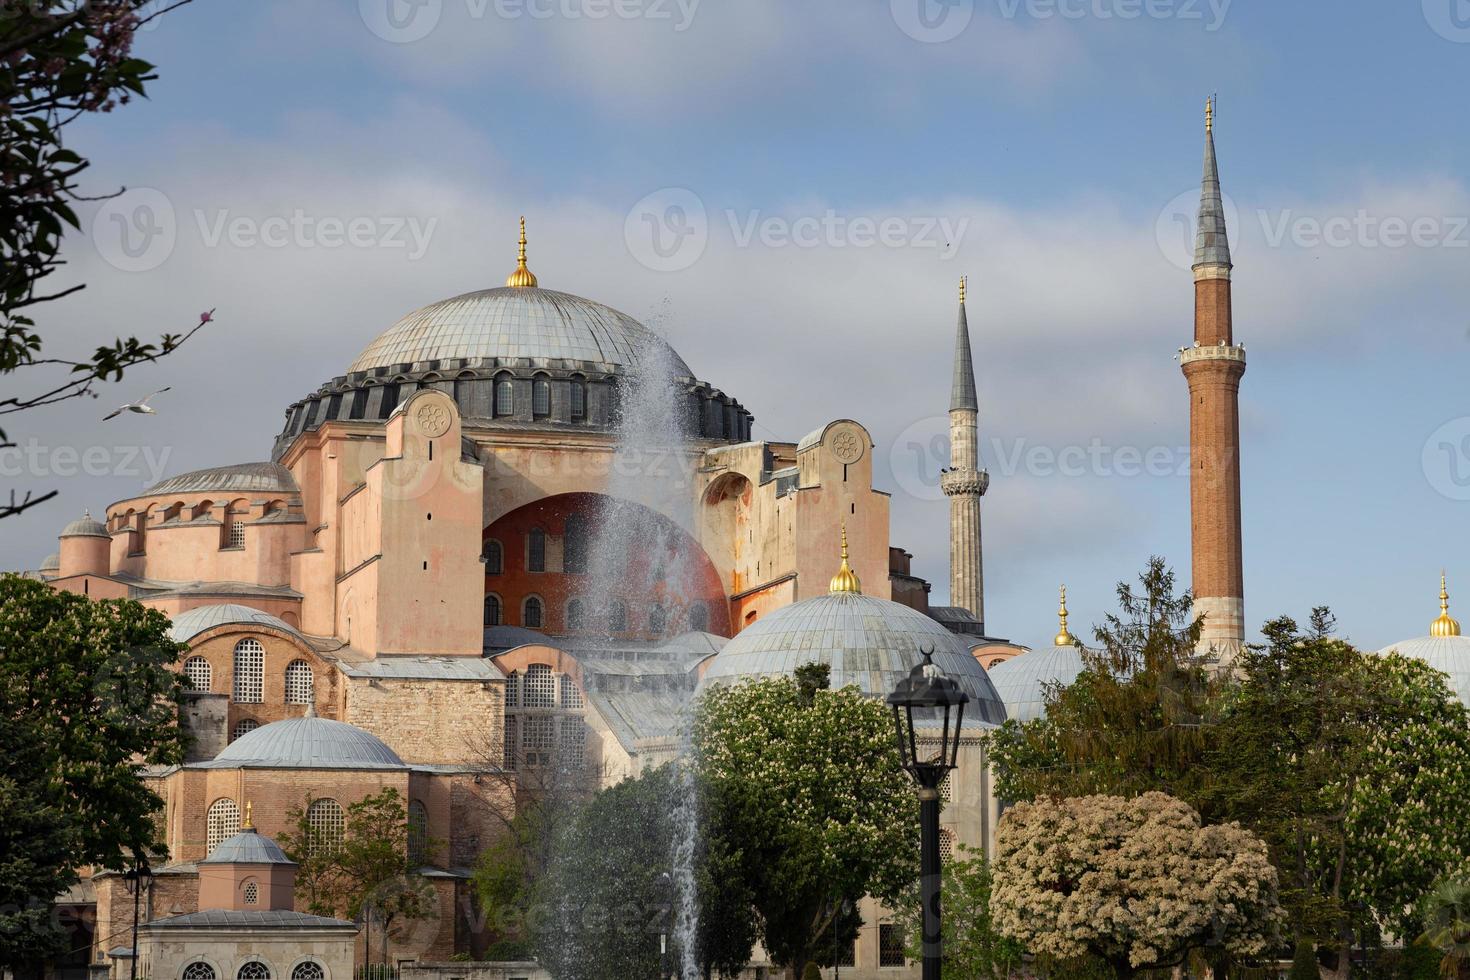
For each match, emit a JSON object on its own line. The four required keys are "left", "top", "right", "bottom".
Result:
{"left": 1205, "top": 96, "right": 1214, "bottom": 134}
{"left": 1431, "top": 571, "right": 1461, "bottom": 638}
{"left": 829, "top": 522, "right": 862, "bottom": 595}
{"left": 243, "top": 800, "right": 254, "bottom": 830}
{"left": 505, "top": 216, "right": 539, "bottom": 288}
{"left": 1054, "top": 584, "right": 1080, "bottom": 647}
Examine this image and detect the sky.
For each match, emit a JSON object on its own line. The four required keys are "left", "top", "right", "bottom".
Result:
{"left": 3, "top": 0, "right": 1467, "bottom": 654}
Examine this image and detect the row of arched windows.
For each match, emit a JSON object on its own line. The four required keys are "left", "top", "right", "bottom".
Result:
{"left": 182, "top": 960, "right": 323, "bottom": 980}
{"left": 482, "top": 516, "right": 589, "bottom": 577}
{"left": 183, "top": 641, "right": 314, "bottom": 707}
{"left": 483, "top": 595, "right": 708, "bottom": 634}
{"left": 491, "top": 374, "right": 588, "bottom": 422}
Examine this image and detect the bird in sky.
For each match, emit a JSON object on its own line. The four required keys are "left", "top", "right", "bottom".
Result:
{"left": 102, "top": 387, "right": 171, "bottom": 421}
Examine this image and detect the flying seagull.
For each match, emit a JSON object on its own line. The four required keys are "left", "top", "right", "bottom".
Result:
{"left": 103, "top": 387, "right": 171, "bottom": 421}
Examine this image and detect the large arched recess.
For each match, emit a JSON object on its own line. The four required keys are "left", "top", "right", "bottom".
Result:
{"left": 483, "top": 492, "right": 732, "bottom": 640}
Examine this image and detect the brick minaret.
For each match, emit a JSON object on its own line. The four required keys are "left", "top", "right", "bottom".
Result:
{"left": 942, "top": 277, "right": 990, "bottom": 630}
{"left": 1182, "top": 99, "right": 1246, "bottom": 661}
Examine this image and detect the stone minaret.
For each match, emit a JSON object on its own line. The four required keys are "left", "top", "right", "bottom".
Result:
{"left": 1182, "top": 99, "right": 1247, "bottom": 661}
{"left": 942, "top": 277, "right": 990, "bottom": 630}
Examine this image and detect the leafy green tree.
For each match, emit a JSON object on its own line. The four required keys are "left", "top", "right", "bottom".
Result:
{"left": 0, "top": 575, "right": 187, "bottom": 970}
{"left": 898, "top": 845, "right": 1023, "bottom": 979}
{"left": 280, "top": 788, "right": 438, "bottom": 961}
{"left": 1288, "top": 939, "right": 1321, "bottom": 980}
{"left": 1419, "top": 880, "right": 1470, "bottom": 979}
{"left": 1, "top": 0, "right": 206, "bottom": 518}
{"left": 988, "top": 558, "right": 1221, "bottom": 805}
{"left": 691, "top": 670, "right": 919, "bottom": 979}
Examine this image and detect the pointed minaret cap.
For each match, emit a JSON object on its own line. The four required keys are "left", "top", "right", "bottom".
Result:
{"left": 950, "top": 276, "right": 979, "bottom": 412}
{"left": 1431, "top": 572, "right": 1462, "bottom": 638}
{"left": 505, "top": 217, "right": 539, "bottom": 288}
{"left": 1194, "top": 97, "right": 1233, "bottom": 273}
{"left": 1054, "top": 585, "right": 1080, "bottom": 647}
{"left": 829, "top": 522, "right": 863, "bottom": 595}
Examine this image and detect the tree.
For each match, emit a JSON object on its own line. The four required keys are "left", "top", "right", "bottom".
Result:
{"left": 990, "top": 792, "right": 1280, "bottom": 979}
{"left": 988, "top": 558, "right": 1221, "bottom": 805}
{"left": 280, "top": 788, "right": 438, "bottom": 962}
{"left": 0, "top": 574, "right": 187, "bottom": 970}
{"left": 1288, "top": 939, "right": 1321, "bottom": 980}
{"left": 898, "top": 845, "right": 1023, "bottom": 979}
{"left": 1, "top": 0, "right": 205, "bottom": 519}
{"left": 1419, "top": 880, "right": 1470, "bottom": 980}
{"left": 691, "top": 670, "right": 920, "bottom": 979}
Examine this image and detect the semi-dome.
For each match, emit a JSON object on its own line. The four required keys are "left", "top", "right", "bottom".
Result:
{"left": 699, "top": 562, "right": 1007, "bottom": 725}
{"left": 202, "top": 709, "right": 406, "bottom": 769}
{"left": 60, "top": 511, "right": 109, "bottom": 538}
{"left": 1378, "top": 576, "right": 1470, "bottom": 706}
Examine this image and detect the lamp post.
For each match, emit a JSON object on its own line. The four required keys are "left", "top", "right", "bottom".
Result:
{"left": 654, "top": 871, "right": 673, "bottom": 980}
{"left": 122, "top": 856, "right": 152, "bottom": 980}
{"left": 887, "top": 644, "right": 968, "bottom": 980}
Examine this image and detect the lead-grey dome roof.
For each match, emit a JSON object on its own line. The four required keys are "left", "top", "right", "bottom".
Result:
{"left": 60, "top": 512, "right": 109, "bottom": 538}
{"left": 201, "top": 714, "right": 406, "bottom": 769}
{"left": 348, "top": 286, "right": 693, "bottom": 377}
{"left": 170, "top": 603, "right": 305, "bottom": 645}
{"left": 1377, "top": 635, "right": 1470, "bottom": 707}
{"left": 201, "top": 828, "right": 295, "bottom": 865}
{"left": 145, "top": 462, "right": 298, "bottom": 497}
{"left": 699, "top": 592, "right": 1007, "bottom": 725}
{"left": 986, "top": 644, "right": 1089, "bottom": 723}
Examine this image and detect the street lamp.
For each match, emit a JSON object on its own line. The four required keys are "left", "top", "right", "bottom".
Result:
{"left": 887, "top": 644, "right": 968, "bottom": 980}
{"left": 654, "top": 871, "right": 673, "bottom": 980}
{"left": 122, "top": 857, "right": 153, "bottom": 980}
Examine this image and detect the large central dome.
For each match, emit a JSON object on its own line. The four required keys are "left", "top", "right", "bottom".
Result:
{"left": 348, "top": 286, "right": 692, "bottom": 377}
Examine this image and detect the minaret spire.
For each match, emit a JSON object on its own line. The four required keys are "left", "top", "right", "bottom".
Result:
{"left": 1182, "top": 100, "right": 1246, "bottom": 662}
{"left": 942, "top": 277, "right": 989, "bottom": 630}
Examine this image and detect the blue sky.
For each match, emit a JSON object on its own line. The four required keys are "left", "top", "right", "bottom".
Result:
{"left": 5, "top": 0, "right": 1467, "bottom": 653}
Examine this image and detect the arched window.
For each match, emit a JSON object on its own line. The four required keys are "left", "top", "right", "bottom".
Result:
{"left": 408, "top": 801, "right": 429, "bottom": 865}
{"left": 182, "top": 963, "right": 216, "bottom": 980}
{"left": 483, "top": 539, "right": 503, "bottom": 575}
{"left": 524, "top": 664, "right": 555, "bottom": 708}
{"left": 237, "top": 963, "right": 270, "bottom": 980}
{"left": 306, "top": 799, "right": 345, "bottom": 855}
{"left": 233, "top": 638, "right": 264, "bottom": 703}
{"left": 688, "top": 601, "right": 710, "bottom": 633}
{"left": 183, "top": 656, "right": 212, "bottom": 692}
{"left": 206, "top": 798, "right": 240, "bottom": 853}
{"left": 484, "top": 594, "right": 502, "bottom": 627}
{"left": 232, "top": 718, "right": 259, "bottom": 741}
{"left": 242, "top": 880, "right": 259, "bottom": 905}
{"left": 563, "top": 514, "right": 588, "bottom": 574}
{"left": 939, "top": 829, "right": 956, "bottom": 861}
{"left": 531, "top": 374, "right": 551, "bottom": 419}
{"left": 494, "top": 373, "right": 514, "bottom": 417}
{"left": 560, "top": 675, "right": 584, "bottom": 709}
{"left": 569, "top": 377, "right": 587, "bottom": 421}
{"left": 648, "top": 603, "right": 667, "bottom": 635}
{"left": 523, "top": 596, "right": 544, "bottom": 630}
{"left": 290, "top": 964, "right": 324, "bottom": 980}
{"left": 560, "top": 716, "right": 586, "bottom": 770}
{"left": 527, "top": 528, "right": 546, "bottom": 573}
{"left": 609, "top": 599, "right": 628, "bottom": 633}
{"left": 284, "top": 660, "right": 313, "bottom": 704}
{"left": 566, "top": 598, "right": 586, "bottom": 631}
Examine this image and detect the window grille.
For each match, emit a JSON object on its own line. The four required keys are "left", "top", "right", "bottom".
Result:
{"left": 524, "top": 664, "right": 555, "bottom": 707}
{"left": 232, "top": 718, "right": 259, "bottom": 741}
{"left": 290, "top": 964, "right": 324, "bottom": 980}
{"left": 494, "top": 375, "right": 513, "bottom": 416}
{"left": 183, "top": 963, "right": 216, "bottom": 980}
{"left": 284, "top": 660, "right": 313, "bottom": 704}
{"left": 184, "top": 656, "right": 212, "bottom": 692}
{"left": 237, "top": 963, "right": 270, "bottom": 980}
{"left": 243, "top": 881, "right": 258, "bottom": 905}
{"left": 531, "top": 376, "right": 550, "bottom": 418}
{"left": 206, "top": 798, "right": 240, "bottom": 853}
{"left": 232, "top": 638, "right": 264, "bottom": 703}
{"left": 306, "top": 799, "right": 344, "bottom": 855}
{"left": 879, "top": 924, "right": 906, "bottom": 967}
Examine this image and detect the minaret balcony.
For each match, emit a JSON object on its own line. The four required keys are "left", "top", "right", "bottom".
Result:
{"left": 1179, "top": 342, "right": 1246, "bottom": 367}
{"left": 941, "top": 468, "right": 990, "bottom": 497}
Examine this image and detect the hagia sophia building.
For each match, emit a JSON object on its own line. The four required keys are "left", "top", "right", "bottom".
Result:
{"left": 21, "top": 111, "right": 1469, "bottom": 979}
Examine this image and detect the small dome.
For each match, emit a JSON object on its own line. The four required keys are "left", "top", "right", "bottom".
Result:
{"left": 201, "top": 827, "right": 295, "bottom": 865}
{"left": 699, "top": 591, "right": 1007, "bottom": 725}
{"left": 60, "top": 511, "right": 109, "bottom": 538}
{"left": 987, "top": 644, "right": 1089, "bottom": 723}
{"left": 170, "top": 604, "right": 304, "bottom": 645}
{"left": 204, "top": 712, "right": 406, "bottom": 770}
{"left": 40, "top": 553, "right": 60, "bottom": 572}
{"left": 145, "top": 462, "right": 298, "bottom": 497}
{"left": 1377, "top": 636, "right": 1470, "bottom": 707}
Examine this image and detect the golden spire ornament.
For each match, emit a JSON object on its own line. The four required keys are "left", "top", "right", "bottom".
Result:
{"left": 959, "top": 275, "right": 967, "bottom": 305}
{"left": 1431, "top": 572, "right": 1461, "bottom": 638}
{"left": 243, "top": 800, "right": 254, "bottom": 830}
{"left": 829, "top": 522, "right": 862, "bottom": 595}
{"left": 1054, "top": 585, "right": 1080, "bottom": 647}
{"left": 505, "top": 216, "right": 538, "bottom": 288}
{"left": 1206, "top": 96, "right": 1214, "bottom": 133}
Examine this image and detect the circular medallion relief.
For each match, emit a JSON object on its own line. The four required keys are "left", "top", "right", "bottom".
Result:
{"left": 416, "top": 401, "right": 451, "bottom": 438}
{"left": 826, "top": 423, "right": 866, "bottom": 465}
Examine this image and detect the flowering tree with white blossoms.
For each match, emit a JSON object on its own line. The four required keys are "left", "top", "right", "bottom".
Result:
{"left": 991, "top": 792, "right": 1281, "bottom": 979}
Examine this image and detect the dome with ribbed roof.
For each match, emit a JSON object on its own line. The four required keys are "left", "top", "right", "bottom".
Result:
{"left": 987, "top": 644, "right": 1089, "bottom": 723}
{"left": 1378, "top": 577, "right": 1470, "bottom": 706}
{"left": 201, "top": 827, "right": 295, "bottom": 865}
{"left": 60, "top": 511, "right": 109, "bottom": 538}
{"left": 698, "top": 591, "right": 1007, "bottom": 725}
{"left": 200, "top": 711, "right": 406, "bottom": 770}
{"left": 170, "top": 604, "right": 305, "bottom": 645}
{"left": 145, "top": 462, "right": 298, "bottom": 497}
{"left": 40, "top": 553, "right": 60, "bottom": 573}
